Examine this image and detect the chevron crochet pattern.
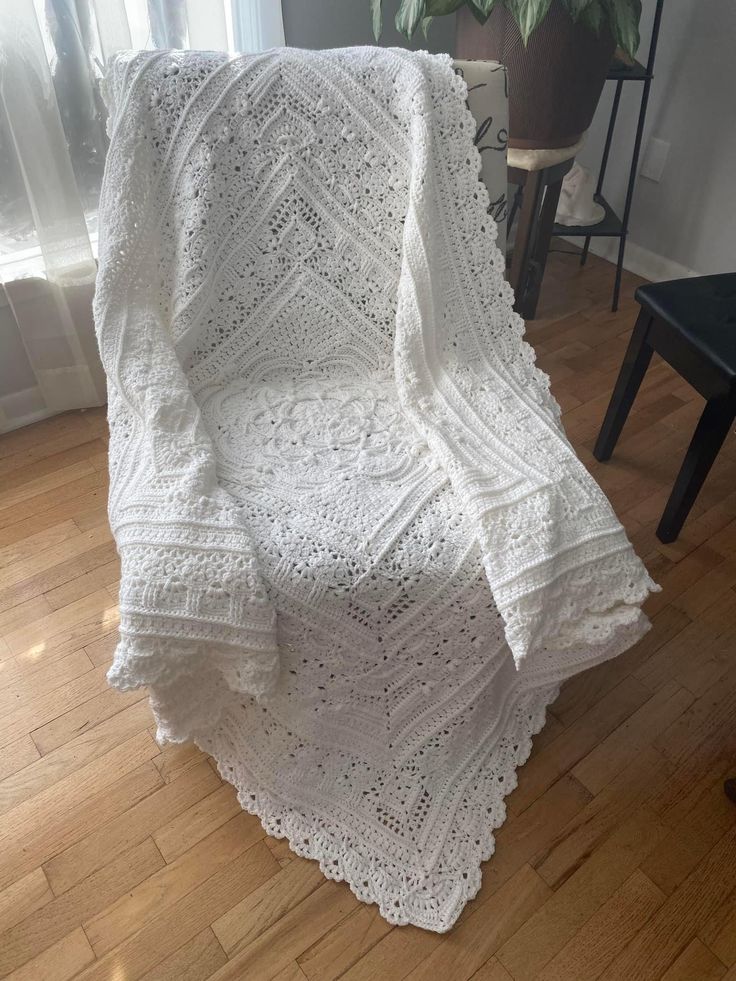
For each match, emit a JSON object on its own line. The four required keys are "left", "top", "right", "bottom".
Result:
{"left": 95, "top": 47, "right": 657, "bottom": 932}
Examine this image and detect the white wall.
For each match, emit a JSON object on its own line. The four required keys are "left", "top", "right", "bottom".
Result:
{"left": 576, "top": 0, "right": 736, "bottom": 278}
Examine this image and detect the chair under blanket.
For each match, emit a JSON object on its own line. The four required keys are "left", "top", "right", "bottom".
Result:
{"left": 96, "top": 48, "right": 655, "bottom": 933}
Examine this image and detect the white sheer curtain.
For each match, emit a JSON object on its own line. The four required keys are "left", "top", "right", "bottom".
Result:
{"left": 0, "top": 0, "right": 284, "bottom": 433}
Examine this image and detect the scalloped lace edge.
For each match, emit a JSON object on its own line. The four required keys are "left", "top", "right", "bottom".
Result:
{"left": 176, "top": 602, "right": 651, "bottom": 933}
{"left": 195, "top": 683, "right": 556, "bottom": 934}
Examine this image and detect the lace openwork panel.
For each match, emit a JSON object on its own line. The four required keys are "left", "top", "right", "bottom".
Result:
{"left": 95, "top": 48, "right": 657, "bottom": 932}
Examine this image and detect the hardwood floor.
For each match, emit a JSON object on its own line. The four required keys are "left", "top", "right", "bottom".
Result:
{"left": 1, "top": 250, "right": 735, "bottom": 980}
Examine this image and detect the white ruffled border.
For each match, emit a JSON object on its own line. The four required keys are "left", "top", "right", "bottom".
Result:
{"left": 187, "top": 598, "right": 648, "bottom": 932}
{"left": 195, "top": 681, "right": 557, "bottom": 934}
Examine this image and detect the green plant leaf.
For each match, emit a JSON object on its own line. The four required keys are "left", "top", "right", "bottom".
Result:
{"left": 472, "top": 0, "right": 498, "bottom": 14}
{"left": 578, "top": 0, "right": 603, "bottom": 33}
{"left": 606, "top": 0, "right": 641, "bottom": 59}
{"left": 425, "top": 0, "right": 466, "bottom": 14}
{"left": 421, "top": 14, "right": 433, "bottom": 35}
{"left": 465, "top": 0, "right": 492, "bottom": 24}
{"left": 562, "top": 0, "right": 595, "bottom": 22}
{"left": 370, "top": 0, "right": 383, "bottom": 40}
{"left": 507, "top": 0, "right": 554, "bottom": 44}
{"left": 395, "top": 0, "right": 428, "bottom": 39}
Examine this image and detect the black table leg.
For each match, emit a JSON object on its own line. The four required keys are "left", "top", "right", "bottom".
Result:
{"left": 594, "top": 310, "right": 654, "bottom": 462}
{"left": 510, "top": 170, "right": 544, "bottom": 317}
{"left": 656, "top": 397, "right": 736, "bottom": 543}
{"left": 521, "top": 177, "right": 565, "bottom": 320}
{"left": 580, "top": 236, "right": 591, "bottom": 267}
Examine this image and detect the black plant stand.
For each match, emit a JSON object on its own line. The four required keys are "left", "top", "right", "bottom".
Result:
{"left": 553, "top": 0, "right": 666, "bottom": 312}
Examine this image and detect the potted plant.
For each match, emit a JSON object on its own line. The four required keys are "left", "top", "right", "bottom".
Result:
{"left": 370, "top": 0, "right": 642, "bottom": 150}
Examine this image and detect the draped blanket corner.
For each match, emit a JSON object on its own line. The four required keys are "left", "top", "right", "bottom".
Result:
{"left": 95, "top": 46, "right": 657, "bottom": 931}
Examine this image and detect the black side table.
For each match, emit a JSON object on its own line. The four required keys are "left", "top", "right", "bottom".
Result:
{"left": 594, "top": 273, "right": 736, "bottom": 543}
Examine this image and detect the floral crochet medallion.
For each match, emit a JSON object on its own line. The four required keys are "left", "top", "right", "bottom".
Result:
{"left": 96, "top": 47, "right": 657, "bottom": 932}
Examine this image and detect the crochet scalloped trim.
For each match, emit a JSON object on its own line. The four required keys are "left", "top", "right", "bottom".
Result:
{"left": 197, "top": 682, "right": 556, "bottom": 933}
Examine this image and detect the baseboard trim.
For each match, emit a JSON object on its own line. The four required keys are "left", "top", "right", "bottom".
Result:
{"left": 562, "top": 236, "right": 702, "bottom": 283}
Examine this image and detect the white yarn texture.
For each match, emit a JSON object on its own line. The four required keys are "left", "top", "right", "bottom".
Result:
{"left": 96, "top": 47, "right": 657, "bottom": 932}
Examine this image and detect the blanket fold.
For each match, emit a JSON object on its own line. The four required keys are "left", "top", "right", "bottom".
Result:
{"left": 391, "top": 63, "right": 655, "bottom": 682}
{"left": 97, "top": 52, "right": 280, "bottom": 740}
{"left": 95, "top": 46, "right": 657, "bottom": 929}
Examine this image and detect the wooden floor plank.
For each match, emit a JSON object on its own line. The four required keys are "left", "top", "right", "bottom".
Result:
{"left": 212, "top": 857, "right": 327, "bottom": 958}
{"left": 640, "top": 778, "right": 736, "bottom": 896}
{"left": 0, "top": 594, "right": 54, "bottom": 637}
{"left": 76, "top": 842, "right": 280, "bottom": 981}
{"left": 4, "top": 927, "right": 95, "bottom": 981}
{"left": 469, "top": 960, "right": 514, "bottom": 981}
{"left": 0, "top": 868, "right": 54, "bottom": 934}
{"left": 0, "top": 424, "right": 104, "bottom": 481}
{"left": 43, "top": 758, "right": 221, "bottom": 896}
{"left": 508, "top": 674, "right": 653, "bottom": 815}
{"left": 1, "top": 440, "right": 107, "bottom": 495}
{"left": 152, "top": 739, "right": 209, "bottom": 783}
{"left": 0, "top": 838, "right": 163, "bottom": 975}
{"left": 0, "top": 471, "right": 107, "bottom": 537}
{"left": 535, "top": 870, "right": 665, "bottom": 981}
{"left": 486, "top": 775, "right": 594, "bottom": 900}
{"left": 659, "top": 938, "right": 727, "bottom": 981}
{"left": 4, "top": 588, "right": 118, "bottom": 663}
{"left": 550, "top": 602, "right": 689, "bottom": 728}
{"left": 297, "top": 902, "right": 393, "bottom": 981}
{"left": 700, "top": 890, "right": 736, "bottom": 968}
{"left": 571, "top": 681, "right": 695, "bottom": 795}
{"left": 532, "top": 745, "right": 671, "bottom": 890}
{"left": 43, "top": 558, "right": 120, "bottom": 612}
{"left": 137, "top": 927, "right": 228, "bottom": 981}
{"left": 84, "top": 811, "right": 266, "bottom": 957}
{"left": 0, "top": 409, "right": 102, "bottom": 464}
{"left": 402, "top": 865, "right": 551, "bottom": 981}
{"left": 0, "top": 649, "right": 93, "bottom": 718}
{"left": 599, "top": 828, "right": 736, "bottom": 980}
{"left": 204, "top": 879, "right": 359, "bottom": 981}
{"left": 82, "top": 630, "right": 118, "bottom": 668}
{"left": 495, "top": 807, "right": 668, "bottom": 980}
{"left": 1, "top": 698, "right": 152, "bottom": 815}
{"left": 29, "top": 684, "right": 148, "bottom": 756}
{"left": 153, "top": 783, "right": 244, "bottom": 863}
{"left": 0, "top": 461, "right": 97, "bottom": 515}
{"left": 0, "top": 741, "right": 161, "bottom": 891}
{"left": 0, "top": 520, "right": 82, "bottom": 570}
{"left": 0, "top": 663, "right": 110, "bottom": 751}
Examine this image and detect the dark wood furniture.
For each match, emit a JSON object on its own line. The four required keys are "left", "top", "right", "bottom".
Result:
{"left": 508, "top": 159, "right": 574, "bottom": 320}
{"left": 594, "top": 273, "right": 736, "bottom": 543}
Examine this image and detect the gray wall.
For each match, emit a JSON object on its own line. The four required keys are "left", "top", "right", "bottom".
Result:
{"left": 282, "top": 0, "right": 456, "bottom": 54}
{"left": 576, "top": 0, "right": 736, "bottom": 276}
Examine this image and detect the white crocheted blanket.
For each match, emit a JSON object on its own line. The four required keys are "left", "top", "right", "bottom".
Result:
{"left": 96, "top": 47, "right": 656, "bottom": 932}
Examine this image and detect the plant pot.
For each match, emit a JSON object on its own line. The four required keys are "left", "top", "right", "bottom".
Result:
{"left": 455, "top": 1, "right": 615, "bottom": 150}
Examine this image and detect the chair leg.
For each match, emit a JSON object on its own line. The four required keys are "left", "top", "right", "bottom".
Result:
{"left": 520, "top": 176, "right": 564, "bottom": 320}
{"left": 510, "top": 170, "right": 544, "bottom": 314}
{"left": 656, "top": 397, "right": 736, "bottom": 544}
{"left": 594, "top": 310, "right": 654, "bottom": 462}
